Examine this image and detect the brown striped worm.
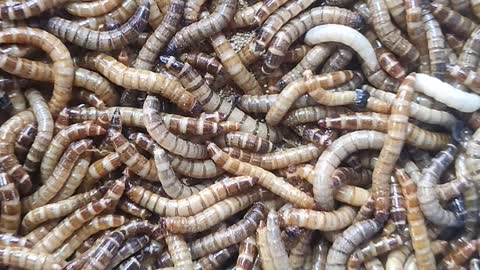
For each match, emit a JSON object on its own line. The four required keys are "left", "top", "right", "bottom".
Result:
{"left": 180, "top": 52, "right": 225, "bottom": 76}
{"left": 65, "top": 0, "right": 123, "bottom": 17}
{"left": 14, "top": 123, "right": 36, "bottom": 163}
{"left": 0, "top": 247, "right": 67, "bottom": 269}
{"left": 236, "top": 236, "right": 257, "bottom": 270}
{"left": 229, "top": 2, "right": 262, "bottom": 29}
{"left": 0, "top": 172, "right": 20, "bottom": 234}
{"left": 321, "top": 46, "right": 354, "bottom": 73}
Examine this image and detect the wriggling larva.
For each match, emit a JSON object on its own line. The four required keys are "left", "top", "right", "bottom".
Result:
{"left": 217, "top": 132, "right": 273, "bottom": 153}
{"left": 404, "top": 0, "right": 430, "bottom": 74}
{"left": 238, "top": 94, "right": 317, "bottom": 114}
{"left": 423, "top": 10, "right": 448, "bottom": 79}
{"left": 318, "top": 112, "right": 450, "bottom": 150}
{"left": 23, "top": 89, "right": 53, "bottom": 173}
{"left": 456, "top": 155, "right": 478, "bottom": 240}
{"left": 126, "top": 176, "right": 258, "bottom": 217}
{"left": 389, "top": 176, "right": 407, "bottom": 233}
{"left": 54, "top": 215, "right": 127, "bottom": 260}
{"left": 283, "top": 105, "right": 350, "bottom": 126}
{"left": 50, "top": 153, "right": 92, "bottom": 202}
{"left": 165, "top": 0, "right": 238, "bottom": 55}
{"left": 417, "top": 144, "right": 461, "bottom": 226}
{"left": 395, "top": 169, "right": 436, "bottom": 270}
{"left": 254, "top": 0, "right": 288, "bottom": 26}
{"left": 165, "top": 234, "right": 193, "bottom": 270}
{"left": 208, "top": 33, "right": 262, "bottom": 95}
{"left": 180, "top": 52, "right": 225, "bottom": 76}
{"left": 6, "top": 87, "right": 27, "bottom": 114}
{"left": 466, "top": 128, "right": 480, "bottom": 182}
{"left": 0, "top": 110, "right": 35, "bottom": 194}
{"left": 22, "top": 139, "right": 93, "bottom": 212}
{"left": 431, "top": 3, "right": 478, "bottom": 39}
{"left": 321, "top": 46, "right": 354, "bottom": 73}
{"left": 266, "top": 210, "right": 292, "bottom": 270}
{"left": 236, "top": 236, "right": 257, "bottom": 270}
{"left": 278, "top": 44, "right": 335, "bottom": 90}
{"left": 362, "top": 85, "right": 457, "bottom": 128}
{"left": 164, "top": 188, "right": 270, "bottom": 233}
{"left": 133, "top": 0, "right": 184, "bottom": 71}
{"left": 161, "top": 57, "right": 280, "bottom": 142}
{"left": 256, "top": 221, "right": 274, "bottom": 270}
{"left": 0, "top": 28, "right": 73, "bottom": 115}
{"left": 365, "top": 31, "right": 406, "bottom": 80}
{"left": 223, "top": 143, "right": 321, "bottom": 170}
{"left": 65, "top": 0, "right": 123, "bottom": 17}
{"left": 76, "top": 91, "right": 106, "bottom": 109}
{"left": 190, "top": 202, "right": 266, "bottom": 259}
{"left": 107, "top": 235, "right": 150, "bottom": 270}
{"left": 368, "top": 0, "right": 419, "bottom": 64}
{"left": 372, "top": 73, "right": 415, "bottom": 221}
{"left": 263, "top": 7, "right": 363, "bottom": 75}
{"left": 80, "top": 152, "right": 122, "bottom": 191}
{"left": 0, "top": 247, "right": 66, "bottom": 269}
{"left": 447, "top": 65, "right": 480, "bottom": 94}
{"left": 230, "top": 2, "right": 262, "bottom": 28}
{"left": 255, "top": 0, "right": 316, "bottom": 52}
{"left": 326, "top": 219, "right": 382, "bottom": 270}
{"left": 440, "top": 239, "right": 477, "bottom": 269}
{"left": 47, "top": 2, "right": 150, "bottom": 51}
{"left": 279, "top": 205, "right": 356, "bottom": 232}
{"left": 312, "top": 129, "right": 385, "bottom": 210}
{"left": 40, "top": 122, "right": 106, "bottom": 181}
{"left": 118, "top": 199, "right": 151, "bottom": 219}
{"left": 14, "top": 123, "right": 36, "bottom": 163}
{"left": 0, "top": 173, "right": 20, "bottom": 234}
{"left": 21, "top": 188, "right": 106, "bottom": 233}
{"left": 207, "top": 143, "right": 314, "bottom": 208}
{"left": 348, "top": 234, "right": 404, "bottom": 269}
{"left": 284, "top": 44, "right": 312, "bottom": 64}
{"left": 76, "top": 0, "right": 138, "bottom": 29}
{"left": 266, "top": 70, "right": 355, "bottom": 126}
{"left": 457, "top": 28, "right": 480, "bottom": 71}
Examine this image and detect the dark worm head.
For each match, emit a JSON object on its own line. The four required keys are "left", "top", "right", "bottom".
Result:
{"left": 159, "top": 55, "right": 184, "bottom": 71}
{"left": 165, "top": 42, "right": 179, "bottom": 56}
{"left": 451, "top": 120, "right": 473, "bottom": 145}
{"left": 354, "top": 88, "right": 370, "bottom": 109}
{"left": 277, "top": 80, "right": 287, "bottom": 91}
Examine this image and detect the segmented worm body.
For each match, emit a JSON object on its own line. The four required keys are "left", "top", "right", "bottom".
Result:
{"left": 236, "top": 236, "right": 257, "bottom": 270}
{"left": 0, "top": 173, "right": 20, "bottom": 234}
{"left": 230, "top": 2, "right": 262, "bottom": 28}
{"left": 217, "top": 132, "right": 273, "bottom": 153}
{"left": 254, "top": 0, "right": 288, "bottom": 25}
{"left": 65, "top": 0, "right": 124, "bottom": 17}
{"left": 280, "top": 206, "right": 357, "bottom": 231}
{"left": 0, "top": 247, "right": 66, "bottom": 269}
{"left": 348, "top": 234, "right": 404, "bottom": 269}
{"left": 180, "top": 52, "right": 225, "bottom": 75}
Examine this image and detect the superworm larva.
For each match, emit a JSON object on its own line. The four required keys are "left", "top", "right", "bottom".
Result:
{"left": 321, "top": 46, "right": 354, "bottom": 73}
{"left": 118, "top": 199, "right": 151, "bottom": 219}
{"left": 238, "top": 94, "right": 317, "bottom": 114}
{"left": 256, "top": 221, "right": 274, "bottom": 270}
{"left": 423, "top": 9, "right": 448, "bottom": 79}
{"left": 0, "top": 173, "right": 20, "bottom": 234}
{"left": 230, "top": 2, "right": 262, "bottom": 28}
{"left": 65, "top": 0, "right": 123, "bottom": 17}
{"left": 266, "top": 210, "right": 292, "bottom": 270}
{"left": 447, "top": 65, "right": 480, "bottom": 93}
{"left": 14, "top": 123, "right": 36, "bottom": 163}
{"left": 180, "top": 52, "right": 225, "bottom": 76}
{"left": 279, "top": 206, "right": 356, "bottom": 230}
{"left": 0, "top": 247, "right": 66, "bottom": 269}
{"left": 108, "top": 235, "right": 150, "bottom": 270}
{"left": 50, "top": 152, "right": 92, "bottom": 202}
{"left": 348, "top": 234, "right": 404, "bottom": 269}
{"left": 431, "top": 3, "right": 478, "bottom": 39}
{"left": 236, "top": 236, "right": 257, "bottom": 270}
{"left": 217, "top": 132, "right": 274, "bottom": 153}
{"left": 284, "top": 44, "right": 311, "bottom": 64}
{"left": 365, "top": 31, "right": 406, "bottom": 80}
{"left": 254, "top": 0, "right": 288, "bottom": 25}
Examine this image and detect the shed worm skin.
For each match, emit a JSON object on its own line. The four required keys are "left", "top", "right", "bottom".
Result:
{"left": 263, "top": 7, "right": 364, "bottom": 74}
{"left": 207, "top": 34, "right": 262, "bottom": 95}
{"left": 223, "top": 143, "right": 321, "bottom": 170}
{"left": 280, "top": 206, "right": 357, "bottom": 231}
{"left": 207, "top": 143, "right": 315, "bottom": 208}
{"left": 40, "top": 122, "right": 106, "bottom": 181}
{"left": 278, "top": 44, "right": 335, "bottom": 89}
{"left": 236, "top": 236, "right": 257, "bottom": 270}
{"left": 326, "top": 219, "right": 382, "bottom": 270}
{"left": 395, "top": 169, "right": 436, "bottom": 270}
{"left": 163, "top": 188, "right": 270, "bottom": 233}
{"left": 23, "top": 89, "right": 53, "bottom": 173}
{"left": 78, "top": 53, "right": 201, "bottom": 114}
{"left": 53, "top": 214, "right": 127, "bottom": 259}
{"left": 47, "top": 2, "right": 150, "bottom": 51}
{"left": 230, "top": 2, "right": 262, "bottom": 29}
{"left": 321, "top": 46, "right": 354, "bottom": 73}
{"left": 238, "top": 94, "right": 317, "bottom": 114}
{"left": 50, "top": 152, "right": 92, "bottom": 202}
{"left": 190, "top": 202, "right": 266, "bottom": 259}
{"left": 217, "top": 132, "right": 274, "bottom": 153}
{"left": 0, "top": 246, "right": 66, "bottom": 269}
{"left": 266, "top": 70, "right": 355, "bottom": 126}
{"left": 0, "top": 173, "right": 20, "bottom": 234}
{"left": 255, "top": 0, "right": 315, "bottom": 52}
{"left": 107, "top": 235, "right": 150, "bottom": 270}
{"left": 166, "top": 0, "right": 238, "bottom": 55}
{"left": 14, "top": 123, "right": 36, "bottom": 163}
{"left": 133, "top": 0, "right": 184, "bottom": 71}
{"left": 21, "top": 139, "right": 93, "bottom": 212}
{"left": 284, "top": 44, "right": 311, "bottom": 64}
{"left": 254, "top": 0, "right": 288, "bottom": 25}
{"left": 348, "top": 234, "right": 404, "bottom": 269}
{"left": 318, "top": 112, "right": 450, "bottom": 150}
{"left": 447, "top": 65, "right": 480, "bottom": 94}
{"left": 368, "top": 0, "right": 419, "bottom": 64}
{"left": 266, "top": 210, "right": 292, "bottom": 270}
{"left": 372, "top": 73, "right": 415, "bottom": 221}
{"left": 144, "top": 95, "right": 207, "bottom": 159}
{"left": 313, "top": 131, "right": 386, "bottom": 210}
{"left": 431, "top": 3, "right": 478, "bottom": 39}
{"left": 126, "top": 176, "right": 257, "bottom": 217}
{"left": 65, "top": 0, "right": 123, "bottom": 17}
{"left": 161, "top": 57, "right": 280, "bottom": 142}
{"left": 418, "top": 144, "right": 461, "bottom": 226}
{"left": 180, "top": 52, "right": 225, "bottom": 76}
{"left": 76, "top": 0, "right": 138, "bottom": 29}
{"left": 0, "top": 28, "right": 74, "bottom": 115}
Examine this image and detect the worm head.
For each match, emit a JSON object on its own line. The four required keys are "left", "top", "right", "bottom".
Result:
{"left": 354, "top": 88, "right": 370, "bottom": 109}
{"left": 159, "top": 56, "right": 184, "bottom": 71}
{"left": 451, "top": 121, "right": 473, "bottom": 145}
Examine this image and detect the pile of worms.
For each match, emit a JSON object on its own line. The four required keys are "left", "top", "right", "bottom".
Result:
{"left": 1, "top": 0, "right": 480, "bottom": 268}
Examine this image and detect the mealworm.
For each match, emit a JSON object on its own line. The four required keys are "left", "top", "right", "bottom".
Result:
{"left": 118, "top": 199, "right": 150, "bottom": 220}
{"left": 144, "top": 95, "right": 207, "bottom": 159}
{"left": 423, "top": 10, "right": 448, "bottom": 79}
{"left": 0, "top": 172, "right": 19, "bottom": 234}
{"left": 266, "top": 70, "right": 355, "bottom": 126}
{"left": 51, "top": 153, "right": 93, "bottom": 203}
{"left": 207, "top": 143, "right": 314, "bottom": 208}
{"left": 255, "top": 0, "right": 315, "bottom": 52}
{"left": 348, "top": 234, "right": 404, "bottom": 269}
{"left": 0, "top": 28, "right": 74, "bottom": 115}
{"left": 230, "top": 2, "right": 262, "bottom": 28}
{"left": 47, "top": 2, "right": 149, "bottom": 51}
{"left": 161, "top": 57, "right": 280, "bottom": 142}
{"left": 457, "top": 28, "right": 480, "bottom": 71}
{"left": 206, "top": 34, "right": 262, "bottom": 95}
{"left": 447, "top": 65, "right": 480, "bottom": 94}
{"left": 40, "top": 122, "right": 106, "bottom": 181}
{"left": 254, "top": 0, "right": 288, "bottom": 25}
{"left": 280, "top": 205, "right": 356, "bottom": 231}
{"left": 76, "top": 90, "right": 106, "bottom": 109}
{"left": 466, "top": 128, "right": 480, "bottom": 183}
{"left": 161, "top": 113, "right": 226, "bottom": 136}
{"left": 418, "top": 144, "right": 461, "bottom": 226}
{"left": 194, "top": 245, "right": 238, "bottom": 270}
{"left": 22, "top": 139, "right": 93, "bottom": 212}
{"left": 284, "top": 44, "right": 311, "bottom": 64}
{"left": 65, "top": 0, "right": 123, "bottom": 17}
{"left": 0, "top": 0, "right": 72, "bottom": 19}
{"left": 80, "top": 152, "right": 123, "bottom": 191}
{"left": 190, "top": 202, "right": 266, "bottom": 259}
{"left": 326, "top": 219, "right": 382, "bottom": 270}
{"left": 395, "top": 168, "right": 436, "bottom": 270}
{"left": 14, "top": 123, "right": 36, "bottom": 163}
{"left": 163, "top": 188, "right": 269, "bottom": 233}
{"left": 126, "top": 176, "right": 257, "bottom": 217}
{"left": 0, "top": 247, "right": 66, "bottom": 269}
{"left": 365, "top": 31, "right": 406, "bottom": 80}
{"left": 436, "top": 177, "right": 471, "bottom": 203}
{"left": 238, "top": 94, "right": 317, "bottom": 114}
{"left": 389, "top": 176, "right": 407, "bottom": 234}
{"left": 224, "top": 143, "right": 321, "bottom": 170}
{"left": 77, "top": 0, "right": 138, "bottom": 29}
{"left": 5, "top": 86, "right": 27, "bottom": 114}
{"left": 368, "top": 0, "right": 419, "bottom": 64}
{"left": 23, "top": 89, "right": 53, "bottom": 173}
{"left": 236, "top": 236, "right": 257, "bottom": 270}
{"left": 133, "top": 0, "right": 184, "bottom": 71}
{"left": 263, "top": 7, "right": 363, "bottom": 74}
{"left": 431, "top": 3, "right": 477, "bottom": 39}
{"left": 266, "top": 210, "right": 292, "bottom": 270}
{"left": 108, "top": 235, "right": 150, "bottom": 270}
{"left": 456, "top": 155, "right": 478, "bottom": 240}
{"left": 321, "top": 46, "right": 354, "bottom": 73}
{"left": 284, "top": 106, "right": 351, "bottom": 127}
{"left": 0, "top": 234, "right": 32, "bottom": 249}
{"left": 318, "top": 112, "right": 450, "bottom": 150}
{"left": 288, "top": 230, "right": 312, "bottom": 269}
{"left": 312, "top": 131, "right": 386, "bottom": 210}
{"left": 166, "top": 0, "right": 237, "bottom": 55}
{"left": 404, "top": 0, "right": 430, "bottom": 73}
{"left": 255, "top": 221, "right": 274, "bottom": 270}
{"left": 217, "top": 132, "right": 273, "bottom": 153}
{"left": 440, "top": 240, "right": 477, "bottom": 270}
{"left": 180, "top": 52, "right": 225, "bottom": 76}
{"left": 445, "top": 34, "right": 465, "bottom": 56}
{"left": 53, "top": 214, "right": 127, "bottom": 260}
